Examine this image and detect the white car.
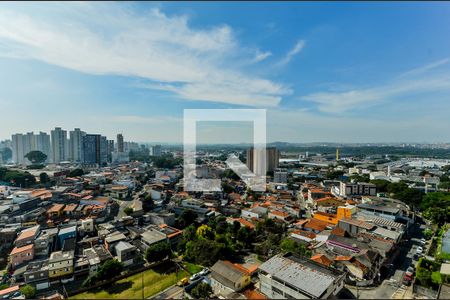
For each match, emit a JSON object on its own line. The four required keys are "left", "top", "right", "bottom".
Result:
{"left": 420, "top": 238, "right": 427, "bottom": 245}
{"left": 189, "top": 273, "right": 201, "bottom": 281}
{"left": 199, "top": 268, "right": 210, "bottom": 276}
{"left": 416, "top": 246, "right": 423, "bottom": 254}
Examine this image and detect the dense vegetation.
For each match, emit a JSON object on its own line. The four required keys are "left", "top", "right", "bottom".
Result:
{"left": 83, "top": 259, "right": 124, "bottom": 287}
{"left": 0, "top": 167, "right": 36, "bottom": 187}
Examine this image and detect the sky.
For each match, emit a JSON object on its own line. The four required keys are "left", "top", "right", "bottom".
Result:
{"left": 1, "top": 2, "right": 450, "bottom": 143}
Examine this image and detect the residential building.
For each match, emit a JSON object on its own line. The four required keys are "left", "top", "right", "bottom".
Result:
{"left": 211, "top": 260, "right": 251, "bottom": 297}
{"left": 114, "top": 241, "right": 137, "bottom": 266}
{"left": 23, "top": 259, "right": 50, "bottom": 290}
{"left": 338, "top": 182, "right": 377, "bottom": 198}
{"left": 81, "top": 134, "right": 108, "bottom": 166}
{"left": 51, "top": 127, "right": 68, "bottom": 163}
{"left": 151, "top": 145, "right": 162, "bottom": 157}
{"left": 48, "top": 251, "right": 74, "bottom": 279}
{"left": 274, "top": 170, "right": 288, "bottom": 183}
{"left": 246, "top": 147, "right": 280, "bottom": 174}
{"left": 10, "top": 244, "right": 35, "bottom": 268}
{"left": 117, "top": 134, "right": 124, "bottom": 152}
{"left": 68, "top": 128, "right": 85, "bottom": 162}
{"left": 258, "top": 254, "right": 345, "bottom": 299}
{"left": 35, "top": 132, "right": 51, "bottom": 162}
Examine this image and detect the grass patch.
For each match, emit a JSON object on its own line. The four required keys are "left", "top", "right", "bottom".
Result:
{"left": 71, "top": 263, "right": 188, "bottom": 299}
{"left": 183, "top": 262, "right": 202, "bottom": 274}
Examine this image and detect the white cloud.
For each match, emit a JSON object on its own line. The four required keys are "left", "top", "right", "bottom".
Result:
{"left": 400, "top": 58, "right": 450, "bottom": 78}
{"left": 0, "top": 4, "right": 289, "bottom": 107}
{"left": 278, "top": 39, "right": 305, "bottom": 66}
{"left": 300, "top": 60, "right": 450, "bottom": 114}
{"left": 253, "top": 50, "right": 272, "bottom": 63}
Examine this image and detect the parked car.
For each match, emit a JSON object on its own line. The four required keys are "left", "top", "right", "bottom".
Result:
{"left": 403, "top": 274, "right": 413, "bottom": 286}
{"left": 420, "top": 238, "right": 427, "bottom": 245}
{"left": 406, "top": 267, "right": 415, "bottom": 276}
{"left": 177, "top": 277, "right": 189, "bottom": 287}
{"left": 416, "top": 246, "right": 423, "bottom": 254}
{"left": 199, "top": 268, "right": 210, "bottom": 276}
{"left": 189, "top": 273, "right": 201, "bottom": 282}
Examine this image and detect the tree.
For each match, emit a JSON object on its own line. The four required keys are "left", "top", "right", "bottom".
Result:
{"left": 0, "top": 147, "right": 12, "bottom": 162}
{"left": 175, "top": 209, "right": 197, "bottom": 228}
{"left": 98, "top": 259, "right": 124, "bottom": 279}
{"left": 68, "top": 168, "right": 84, "bottom": 177}
{"left": 39, "top": 172, "right": 50, "bottom": 184}
{"left": 145, "top": 242, "right": 171, "bottom": 263}
{"left": 416, "top": 267, "right": 432, "bottom": 287}
{"left": 280, "top": 238, "right": 311, "bottom": 257}
{"left": 370, "top": 179, "right": 390, "bottom": 193}
{"left": 24, "top": 150, "right": 47, "bottom": 164}
{"left": 190, "top": 282, "right": 213, "bottom": 299}
{"left": 196, "top": 224, "right": 214, "bottom": 240}
{"left": 20, "top": 284, "right": 36, "bottom": 299}
{"left": 184, "top": 239, "right": 229, "bottom": 266}
{"left": 124, "top": 207, "right": 134, "bottom": 216}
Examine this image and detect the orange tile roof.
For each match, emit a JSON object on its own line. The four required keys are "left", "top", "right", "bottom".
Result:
{"left": 243, "top": 289, "right": 267, "bottom": 300}
{"left": 331, "top": 227, "right": 346, "bottom": 236}
{"left": 292, "top": 229, "right": 317, "bottom": 239}
{"left": 334, "top": 255, "right": 353, "bottom": 261}
{"left": 47, "top": 204, "right": 65, "bottom": 213}
{"left": 0, "top": 285, "right": 19, "bottom": 297}
{"left": 63, "top": 204, "right": 78, "bottom": 212}
{"left": 269, "top": 210, "right": 289, "bottom": 217}
{"left": 10, "top": 244, "right": 34, "bottom": 255}
{"left": 304, "top": 218, "right": 330, "bottom": 232}
{"left": 311, "top": 254, "right": 333, "bottom": 267}
{"left": 16, "top": 226, "right": 39, "bottom": 241}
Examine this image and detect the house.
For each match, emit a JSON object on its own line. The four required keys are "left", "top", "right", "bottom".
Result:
{"left": 48, "top": 250, "right": 74, "bottom": 280}
{"left": 211, "top": 260, "right": 251, "bottom": 297}
{"left": 114, "top": 241, "right": 137, "bottom": 266}
{"left": 58, "top": 226, "right": 77, "bottom": 249}
{"left": 337, "top": 218, "right": 374, "bottom": 235}
{"left": 315, "top": 197, "right": 346, "bottom": 208}
{"left": 83, "top": 245, "right": 112, "bottom": 274}
{"left": 10, "top": 244, "right": 35, "bottom": 268}
{"left": 268, "top": 210, "right": 291, "bottom": 223}
{"left": 47, "top": 204, "right": 65, "bottom": 218}
{"left": 356, "top": 203, "right": 400, "bottom": 221}
{"left": 15, "top": 225, "right": 40, "bottom": 247}
{"left": 23, "top": 259, "right": 50, "bottom": 290}
{"left": 258, "top": 253, "right": 345, "bottom": 299}
{"left": 105, "top": 231, "right": 127, "bottom": 251}
{"left": 109, "top": 185, "right": 129, "bottom": 199}
{"left": 34, "top": 228, "right": 59, "bottom": 257}
{"left": 241, "top": 206, "right": 268, "bottom": 220}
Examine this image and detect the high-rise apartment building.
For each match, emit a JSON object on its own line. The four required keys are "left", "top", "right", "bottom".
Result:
{"left": 69, "top": 128, "right": 85, "bottom": 162}
{"left": 81, "top": 134, "right": 108, "bottom": 165}
{"left": 151, "top": 145, "right": 162, "bottom": 157}
{"left": 11, "top": 134, "right": 25, "bottom": 164}
{"left": 117, "top": 134, "right": 124, "bottom": 152}
{"left": 35, "top": 132, "right": 51, "bottom": 162}
{"left": 246, "top": 147, "right": 280, "bottom": 174}
{"left": 51, "top": 127, "right": 68, "bottom": 163}
{"left": 12, "top": 132, "right": 51, "bottom": 164}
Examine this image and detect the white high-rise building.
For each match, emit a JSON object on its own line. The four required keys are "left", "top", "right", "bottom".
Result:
{"left": 51, "top": 127, "right": 68, "bottom": 163}
{"left": 151, "top": 145, "right": 162, "bottom": 157}
{"left": 35, "top": 132, "right": 51, "bottom": 163}
{"left": 69, "top": 128, "right": 85, "bottom": 162}
{"left": 12, "top": 133, "right": 25, "bottom": 164}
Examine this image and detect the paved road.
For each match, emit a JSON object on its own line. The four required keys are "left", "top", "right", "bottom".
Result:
{"left": 150, "top": 285, "right": 184, "bottom": 300}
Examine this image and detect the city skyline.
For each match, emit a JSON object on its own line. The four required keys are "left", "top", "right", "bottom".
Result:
{"left": 1, "top": 2, "right": 450, "bottom": 143}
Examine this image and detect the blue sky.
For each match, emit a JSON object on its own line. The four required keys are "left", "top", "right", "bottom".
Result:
{"left": 1, "top": 2, "right": 450, "bottom": 143}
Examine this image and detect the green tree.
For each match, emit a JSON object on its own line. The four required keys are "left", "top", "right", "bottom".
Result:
{"left": 124, "top": 207, "right": 134, "bottom": 216}
{"left": 97, "top": 259, "right": 124, "bottom": 279}
{"left": 0, "top": 147, "right": 12, "bottom": 162}
{"left": 196, "top": 224, "right": 214, "bottom": 240}
{"left": 68, "top": 168, "right": 84, "bottom": 177}
{"left": 184, "top": 239, "right": 230, "bottom": 266}
{"left": 190, "top": 282, "right": 213, "bottom": 299}
{"left": 416, "top": 266, "right": 432, "bottom": 287}
{"left": 24, "top": 150, "right": 47, "bottom": 164}
{"left": 20, "top": 284, "right": 36, "bottom": 299}
{"left": 39, "top": 172, "right": 50, "bottom": 184}
{"left": 145, "top": 242, "right": 171, "bottom": 262}
{"left": 431, "top": 271, "right": 443, "bottom": 285}
{"left": 175, "top": 209, "right": 197, "bottom": 228}
{"left": 280, "top": 238, "right": 311, "bottom": 257}
{"left": 370, "top": 179, "right": 391, "bottom": 193}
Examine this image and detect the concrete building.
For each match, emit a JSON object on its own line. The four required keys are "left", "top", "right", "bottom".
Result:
{"left": 48, "top": 251, "right": 74, "bottom": 280}
{"left": 338, "top": 182, "right": 377, "bottom": 198}
{"left": 116, "top": 134, "right": 124, "bottom": 152}
{"left": 151, "top": 145, "right": 162, "bottom": 157}
{"left": 258, "top": 254, "right": 345, "bottom": 299}
{"left": 81, "top": 134, "right": 108, "bottom": 166}
{"left": 68, "top": 128, "right": 85, "bottom": 162}
{"left": 210, "top": 260, "right": 251, "bottom": 297}
{"left": 51, "top": 127, "right": 68, "bottom": 163}
{"left": 274, "top": 170, "right": 288, "bottom": 183}
{"left": 10, "top": 244, "right": 35, "bottom": 268}
{"left": 246, "top": 147, "right": 280, "bottom": 174}
{"left": 11, "top": 133, "right": 26, "bottom": 164}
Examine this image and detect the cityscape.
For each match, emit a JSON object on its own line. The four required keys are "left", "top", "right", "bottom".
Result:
{"left": 1, "top": 2, "right": 450, "bottom": 300}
